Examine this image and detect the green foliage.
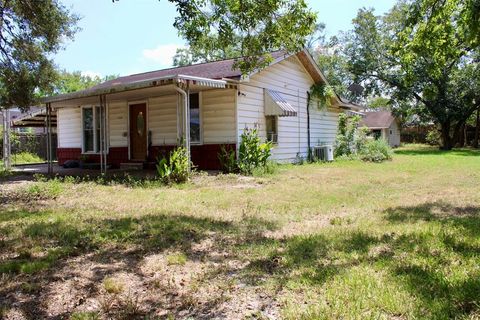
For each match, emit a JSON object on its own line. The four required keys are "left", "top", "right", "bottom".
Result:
{"left": 334, "top": 114, "right": 362, "bottom": 157}
{"left": 309, "top": 83, "right": 336, "bottom": 109}
{"left": 218, "top": 145, "right": 238, "bottom": 174}
{"left": 238, "top": 128, "right": 273, "bottom": 175}
{"left": 0, "top": 0, "right": 79, "bottom": 109}
{"left": 153, "top": 0, "right": 316, "bottom": 74}
{"left": 359, "top": 139, "right": 393, "bottom": 162}
{"left": 342, "top": 2, "right": 480, "bottom": 149}
{"left": 11, "top": 152, "right": 43, "bottom": 165}
{"left": 52, "top": 70, "right": 118, "bottom": 95}
{"left": 156, "top": 146, "right": 190, "bottom": 184}
{"left": 426, "top": 129, "right": 441, "bottom": 146}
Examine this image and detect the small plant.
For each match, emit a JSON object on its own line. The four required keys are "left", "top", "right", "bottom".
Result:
{"left": 426, "top": 129, "right": 441, "bottom": 146}
{"left": 166, "top": 252, "right": 187, "bottom": 266}
{"left": 218, "top": 144, "right": 238, "bottom": 173}
{"left": 156, "top": 145, "right": 190, "bottom": 184}
{"left": 359, "top": 139, "right": 393, "bottom": 162}
{"left": 238, "top": 128, "right": 273, "bottom": 175}
{"left": 103, "top": 277, "right": 124, "bottom": 294}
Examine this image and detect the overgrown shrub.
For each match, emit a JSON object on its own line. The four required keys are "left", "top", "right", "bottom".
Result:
{"left": 238, "top": 128, "right": 273, "bottom": 175}
{"left": 218, "top": 144, "right": 238, "bottom": 173}
{"left": 359, "top": 139, "right": 393, "bottom": 162}
{"left": 334, "top": 114, "right": 362, "bottom": 157}
{"left": 156, "top": 146, "right": 190, "bottom": 184}
{"left": 426, "top": 129, "right": 441, "bottom": 146}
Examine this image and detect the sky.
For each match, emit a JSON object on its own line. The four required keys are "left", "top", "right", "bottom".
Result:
{"left": 54, "top": 0, "right": 396, "bottom": 78}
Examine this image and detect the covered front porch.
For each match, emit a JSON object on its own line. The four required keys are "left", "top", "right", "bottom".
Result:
{"left": 44, "top": 75, "right": 238, "bottom": 174}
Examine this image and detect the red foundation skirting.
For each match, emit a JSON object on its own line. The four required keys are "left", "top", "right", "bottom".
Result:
{"left": 57, "top": 144, "right": 236, "bottom": 170}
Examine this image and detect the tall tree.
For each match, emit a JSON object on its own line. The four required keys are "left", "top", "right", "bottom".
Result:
{"left": 52, "top": 70, "right": 118, "bottom": 95}
{"left": 343, "top": 1, "right": 480, "bottom": 149}
{"left": 0, "top": 0, "right": 78, "bottom": 110}
{"left": 114, "top": 0, "right": 316, "bottom": 74}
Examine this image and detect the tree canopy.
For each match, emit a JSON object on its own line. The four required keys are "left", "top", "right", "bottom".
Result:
{"left": 114, "top": 0, "right": 316, "bottom": 73}
{"left": 0, "top": 0, "right": 78, "bottom": 110}
{"left": 340, "top": 0, "right": 480, "bottom": 149}
{"left": 52, "top": 71, "right": 118, "bottom": 95}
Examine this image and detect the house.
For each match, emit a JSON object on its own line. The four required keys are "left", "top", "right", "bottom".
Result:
{"left": 41, "top": 49, "right": 358, "bottom": 170}
{"left": 360, "top": 111, "right": 401, "bottom": 147}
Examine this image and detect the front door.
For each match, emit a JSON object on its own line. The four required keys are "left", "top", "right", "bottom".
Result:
{"left": 129, "top": 103, "right": 147, "bottom": 160}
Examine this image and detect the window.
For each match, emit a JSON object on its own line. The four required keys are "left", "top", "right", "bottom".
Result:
{"left": 389, "top": 129, "right": 393, "bottom": 135}
{"left": 266, "top": 116, "right": 278, "bottom": 143}
{"left": 82, "top": 106, "right": 105, "bottom": 153}
{"left": 189, "top": 93, "right": 201, "bottom": 143}
{"left": 372, "top": 129, "right": 382, "bottom": 140}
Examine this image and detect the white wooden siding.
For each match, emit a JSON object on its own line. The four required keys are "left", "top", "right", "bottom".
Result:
{"left": 148, "top": 95, "right": 178, "bottom": 145}
{"left": 388, "top": 121, "right": 401, "bottom": 147}
{"left": 108, "top": 101, "right": 128, "bottom": 147}
{"left": 57, "top": 107, "right": 81, "bottom": 148}
{"left": 237, "top": 56, "right": 340, "bottom": 162}
{"left": 202, "top": 89, "right": 236, "bottom": 144}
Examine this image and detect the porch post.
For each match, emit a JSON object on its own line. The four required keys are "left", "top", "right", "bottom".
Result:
{"left": 46, "top": 103, "right": 53, "bottom": 175}
{"left": 99, "top": 94, "right": 108, "bottom": 174}
{"left": 2, "top": 108, "right": 11, "bottom": 170}
{"left": 103, "top": 94, "right": 108, "bottom": 174}
{"left": 186, "top": 86, "right": 191, "bottom": 170}
{"left": 175, "top": 83, "right": 191, "bottom": 172}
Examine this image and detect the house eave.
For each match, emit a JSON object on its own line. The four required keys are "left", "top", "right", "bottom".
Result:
{"left": 42, "top": 75, "right": 232, "bottom": 104}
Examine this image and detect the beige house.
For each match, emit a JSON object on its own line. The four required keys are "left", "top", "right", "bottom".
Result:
{"left": 360, "top": 111, "right": 401, "bottom": 147}
{"left": 42, "top": 49, "right": 358, "bottom": 170}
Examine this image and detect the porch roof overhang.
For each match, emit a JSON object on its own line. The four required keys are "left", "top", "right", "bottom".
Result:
{"left": 11, "top": 108, "right": 57, "bottom": 128}
{"left": 42, "top": 74, "right": 234, "bottom": 104}
{"left": 264, "top": 89, "right": 297, "bottom": 117}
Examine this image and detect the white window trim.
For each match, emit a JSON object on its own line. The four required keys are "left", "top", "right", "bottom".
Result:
{"left": 265, "top": 115, "right": 279, "bottom": 145}
{"left": 190, "top": 92, "right": 203, "bottom": 145}
{"left": 81, "top": 105, "right": 109, "bottom": 155}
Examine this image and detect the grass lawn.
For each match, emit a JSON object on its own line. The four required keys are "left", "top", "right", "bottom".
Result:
{"left": 0, "top": 144, "right": 479, "bottom": 319}
{"left": 0, "top": 152, "right": 45, "bottom": 167}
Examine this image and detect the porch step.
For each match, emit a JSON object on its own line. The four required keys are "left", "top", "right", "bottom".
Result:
{"left": 120, "top": 162, "right": 144, "bottom": 170}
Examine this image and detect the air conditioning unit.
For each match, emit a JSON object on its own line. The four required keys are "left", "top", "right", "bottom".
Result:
{"left": 313, "top": 145, "right": 334, "bottom": 162}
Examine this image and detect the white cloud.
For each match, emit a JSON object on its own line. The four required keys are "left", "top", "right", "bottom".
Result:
{"left": 142, "top": 43, "right": 184, "bottom": 67}
{"left": 81, "top": 70, "right": 102, "bottom": 79}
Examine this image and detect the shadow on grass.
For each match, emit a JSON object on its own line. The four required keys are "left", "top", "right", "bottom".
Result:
{"left": 0, "top": 207, "right": 277, "bottom": 318}
{"left": 241, "top": 201, "right": 480, "bottom": 318}
{"left": 394, "top": 147, "right": 480, "bottom": 157}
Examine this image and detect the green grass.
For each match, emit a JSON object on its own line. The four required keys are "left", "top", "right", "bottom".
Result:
{"left": 0, "top": 152, "right": 44, "bottom": 166}
{"left": 0, "top": 144, "right": 479, "bottom": 319}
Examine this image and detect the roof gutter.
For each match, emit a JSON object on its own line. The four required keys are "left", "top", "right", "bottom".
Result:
{"left": 42, "top": 75, "right": 228, "bottom": 104}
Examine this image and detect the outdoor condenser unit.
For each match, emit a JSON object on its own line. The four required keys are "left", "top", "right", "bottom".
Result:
{"left": 313, "top": 145, "right": 334, "bottom": 162}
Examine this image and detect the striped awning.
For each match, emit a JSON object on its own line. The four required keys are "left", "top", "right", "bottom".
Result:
{"left": 264, "top": 89, "right": 297, "bottom": 117}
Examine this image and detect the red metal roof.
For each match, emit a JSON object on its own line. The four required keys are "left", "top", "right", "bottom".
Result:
{"left": 91, "top": 51, "right": 288, "bottom": 90}
{"left": 360, "top": 111, "right": 396, "bottom": 129}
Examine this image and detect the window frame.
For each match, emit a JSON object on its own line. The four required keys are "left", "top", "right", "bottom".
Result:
{"left": 81, "top": 105, "right": 108, "bottom": 154}
{"left": 189, "top": 92, "right": 203, "bottom": 145}
{"left": 265, "top": 115, "right": 278, "bottom": 144}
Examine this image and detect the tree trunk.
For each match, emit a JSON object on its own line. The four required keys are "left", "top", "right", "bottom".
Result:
{"left": 474, "top": 108, "right": 480, "bottom": 149}
{"left": 440, "top": 122, "right": 453, "bottom": 150}
{"left": 457, "top": 123, "right": 465, "bottom": 147}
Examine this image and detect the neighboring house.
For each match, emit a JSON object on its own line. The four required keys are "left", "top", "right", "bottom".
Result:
{"left": 360, "top": 111, "right": 401, "bottom": 147}
{"left": 38, "top": 49, "right": 358, "bottom": 170}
